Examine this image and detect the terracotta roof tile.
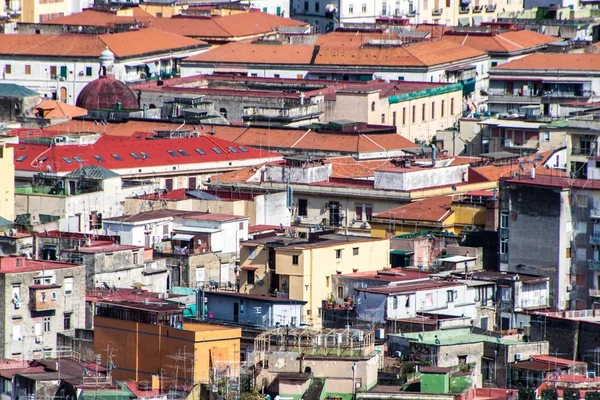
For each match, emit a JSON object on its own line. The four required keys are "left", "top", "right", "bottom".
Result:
{"left": 495, "top": 53, "right": 600, "bottom": 71}
{"left": 442, "top": 30, "right": 555, "bottom": 53}
{"left": 324, "top": 156, "right": 395, "bottom": 179}
{"left": 185, "top": 41, "right": 315, "bottom": 64}
{"left": 0, "top": 28, "right": 206, "bottom": 59}
{"left": 373, "top": 195, "right": 453, "bottom": 221}
{"left": 34, "top": 100, "right": 87, "bottom": 119}
{"left": 45, "top": 9, "right": 144, "bottom": 26}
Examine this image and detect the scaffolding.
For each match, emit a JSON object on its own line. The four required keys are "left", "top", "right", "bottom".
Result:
{"left": 253, "top": 327, "right": 375, "bottom": 367}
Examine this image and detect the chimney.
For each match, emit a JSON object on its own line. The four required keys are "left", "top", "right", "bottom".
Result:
{"left": 530, "top": 167, "right": 536, "bottom": 179}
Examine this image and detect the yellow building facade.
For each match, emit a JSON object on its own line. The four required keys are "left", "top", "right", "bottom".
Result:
{"left": 20, "top": 0, "right": 71, "bottom": 23}
{"left": 0, "top": 144, "right": 14, "bottom": 222}
{"left": 239, "top": 235, "right": 390, "bottom": 326}
{"left": 94, "top": 316, "right": 241, "bottom": 386}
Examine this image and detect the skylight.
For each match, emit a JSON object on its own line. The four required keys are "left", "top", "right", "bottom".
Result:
{"left": 238, "top": 146, "right": 248, "bottom": 152}
{"left": 140, "top": 152, "right": 150, "bottom": 159}
{"left": 178, "top": 150, "right": 190, "bottom": 156}
{"left": 167, "top": 150, "right": 179, "bottom": 157}
{"left": 195, "top": 148, "right": 206, "bottom": 155}
{"left": 228, "top": 146, "right": 238, "bottom": 153}
{"left": 16, "top": 155, "right": 27, "bottom": 162}
{"left": 130, "top": 153, "right": 140, "bottom": 159}
{"left": 94, "top": 155, "right": 105, "bottom": 163}
{"left": 63, "top": 157, "right": 73, "bottom": 164}
{"left": 212, "top": 147, "right": 223, "bottom": 154}
{"left": 73, "top": 157, "right": 83, "bottom": 163}
{"left": 112, "top": 154, "right": 123, "bottom": 161}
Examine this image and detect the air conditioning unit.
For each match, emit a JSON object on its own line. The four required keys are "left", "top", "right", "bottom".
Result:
{"left": 514, "top": 353, "right": 522, "bottom": 361}
{"left": 504, "top": 139, "right": 513, "bottom": 147}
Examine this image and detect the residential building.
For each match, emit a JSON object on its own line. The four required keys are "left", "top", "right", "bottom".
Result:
{"left": 355, "top": 278, "right": 496, "bottom": 329}
{"left": 0, "top": 255, "right": 86, "bottom": 360}
{"left": 123, "top": 188, "right": 292, "bottom": 227}
{"left": 0, "top": 143, "right": 14, "bottom": 222}
{"left": 332, "top": 269, "right": 431, "bottom": 302}
{"left": 388, "top": 328, "right": 549, "bottom": 388}
{"left": 510, "top": 355, "right": 587, "bottom": 388}
{"left": 35, "top": 231, "right": 169, "bottom": 291}
{"left": 93, "top": 299, "right": 241, "bottom": 387}
{"left": 10, "top": 131, "right": 279, "bottom": 190}
{"left": 14, "top": 165, "right": 157, "bottom": 233}
{"left": 498, "top": 174, "right": 600, "bottom": 311}
{"left": 0, "top": 28, "right": 208, "bottom": 105}
{"left": 239, "top": 232, "right": 390, "bottom": 326}
{"left": 181, "top": 39, "right": 489, "bottom": 104}
{"left": 0, "top": 83, "right": 40, "bottom": 122}
{"left": 103, "top": 210, "right": 248, "bottom": 287}
{"left": 488, "top": 54, "right": 600, "bottom": 117}
{"left": 253, "top": 327, "right": 380, "bottom": 396}
{"left": 370, "top": 194, "right": 489, "bottom": 237}
{"left": 29, "top": 8, "right": 309, "bottom": 45}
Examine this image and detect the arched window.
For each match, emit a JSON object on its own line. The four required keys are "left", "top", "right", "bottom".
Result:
{"left": 371, "top": 101, "right": 376, "bottom": 111}
{"left": 220, "top": 108, "right": 228, "bottom": 119}
{"left": 59, "top": 87, "right": 67, "bottom": 103}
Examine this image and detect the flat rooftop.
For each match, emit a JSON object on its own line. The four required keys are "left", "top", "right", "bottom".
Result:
{"left": 242, "top": 233, "right": 386, "bottom": 249}
{"left": 339, "top": 269, "right": 432, "bottom": 282}
{"left": 390, "top": 328, "right": 523, "bottom": 345}
{"left": 0, "top": 257, "right": 83, "bottom": 274}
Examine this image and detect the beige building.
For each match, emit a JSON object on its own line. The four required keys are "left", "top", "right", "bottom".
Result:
{"left": 0, "top": 144, "right": 14, "bottom": 222}
{"left": 19, "top": 0, "right": 71, "bottom": 23}
{"left": 327, "top": 82, "right": 464, "bottom": 142}
{"left": 413, "top": 0, "right": 523, "bottom": 27}
{"left": 239, "top": 233, "right": 389, "bottom": 327}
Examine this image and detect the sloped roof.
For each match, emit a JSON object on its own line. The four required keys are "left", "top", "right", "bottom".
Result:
{"left": 442, "top": 29, "right": 556, "bottom": 54}
{"left": 44, "top": 8, "right": 149, "bottom": 27}
{"left": 0, "top": 83, "right": 38, "bottom": 98}
{"left": 35, "top": 100, "right": 88, "bottom": 119}
{"left": 0, "top": 28, "right": 206, "bottom": 59}
{"left": 186, "top": 42, "right": 316, "bottom": 64}
{"left": 65, "top": 165, "right": 120, "bottom": 180}
{"left": 495, "top": 53, "right": 600, "bottom": 71}
{"left": 374, "top": 196, "right": 453, "bottom": 222}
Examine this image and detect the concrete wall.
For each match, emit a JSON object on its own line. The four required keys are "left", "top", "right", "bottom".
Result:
{"left": 0, "top": 145, "right": 14, "bottom": 222}
{"left": 374, "top": 164, "right": 469, "bottom": 191}
{"left": 183, "top": 251, "right": 238, "bottom": 287}
{"left": 264, "top": 164, "right": 332, "bottom": 185}
{"left": 204, "top": 293, "right": 303, "bottom": 326}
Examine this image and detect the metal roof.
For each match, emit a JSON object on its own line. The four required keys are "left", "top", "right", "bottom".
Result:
{"left": 0, "top": 83, "right": 38, "bottom": 98}
{"left": 65, "top": 165, "right": 120, "bottom": 180}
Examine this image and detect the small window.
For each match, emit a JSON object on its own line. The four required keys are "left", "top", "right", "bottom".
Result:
{"left": 178, "top": 149, "right": 189, "bottom": 156}
{"left": 228, "top": 146, "right": 238, "bottom": 153}
{"left": 353, "top": 247, "right": 359, "bottom": 256}
{"left": 337, "top": 286, "right": 344, "bottom": 298}
{"left": 212, "top": 147, "right": 223, "bottom": 154}
{"left": 491, "top": 61, "right": 498, "bottom": 67}
{"left": 167, "top": 150, "right": 179, "bottom": 157}
{"left": 371, "top": 101, "right": 376, "bottom": 111}
{"left": 73, "top": 157, "right": 83, "bottom": 163}
{"left": 130, "top": 152, "right": 140, "bottom": 159}
{"left": 239, "top": 221, "right": 244, "bottom": 230}
{"left": 422, "top": 103, "right": 426, "bottom": 122}
{"left": 381, "top": 113, "right": 385, "bottom": 123}
{"left": 16, "top": 259, "right": 23, "bottom": 267}
{"left": 335, "top": 249, "right": 342, "bottom": 259}
{"left": 326, "top": 276, "right": 330, "bottom": 287}
{"left": 195, "top": 148, "right": 206, "bottom": 155}
{"left": 112, "top": 154, "right": 123, "bottom": 161}
{"left": 64, "top": 277, "right": 73, "bottom": 295}
{"left": 85, "top": 66, "right": 92, "bottom": 76}
{"left": 292, "top": 255, "right": 299, "bottom": 265}
{"left": 576, "top": 274, "right": 586, "bottom": 286}
{"left": 51, "top": 291, "right": 57, "bottom": 301}
{"left": 24, "top": 65, "right": 31, "bottom": 75}
{"left": 458, "top": 355, "right": 468, "bottom": 365}
{"left": 140, "top": 152, "right": 150, "bottom": 159}
{"left": 566, "top": 247, "right": 572, "bottom": 259}
{"left": 5, "top": 65, "right": 11, "bottom": 74}
{"left": 238, "top": 146, "right": 248, "bottom": 152}
{"left": 412, "top": 105, "right": 416, "bottom": 123}
{"left": 393, "top": 296, "right": 398, "bottom": 309}
{"left": 133, "top": 252, "right": 139, "bottom": 264}
{"left": 544, "top": 131, "right": 550, "bottom": 141}
{"left": 43, "top": 316, "right": 51, "bottom": 333}
{"left": 247, "top": 270, "right": 255, "bottom": 284}
{"left": 63, "top": 313, "right": 71, "bottom": 330}
{"left": 298, "top": 199, "right": 308, "bottom": 216}
{"left": 431, "top": 101, "right": 435, "bottom": 120}
{"left": 405, "top": 296, "right": 410, "bottom": 307}
{"left": 447, "top": 290, "right": 456, "bottom": 303}
{"left": 94, "top": 155, "right": 105, "bottom": 162}
{"left": 16, "top": 155, "right": 27, "bottom": 162}
{"left": 62, "top": 157, "right": 73, "bottom": 164}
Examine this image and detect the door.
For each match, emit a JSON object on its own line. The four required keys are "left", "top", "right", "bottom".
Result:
{"left": 220, "top": 263, "right": 229, "bottom": 285}
{"left": 59, "top": 87, "right": 67, "bottom": 103}
{"left": 60, "top": 66, "right": 67, "bottom": 79}
{"left": 480, "top": 316, "right": 489, "bottom": 330}
{"left": 233, "top": 302, "right": 239, "bottom": 323}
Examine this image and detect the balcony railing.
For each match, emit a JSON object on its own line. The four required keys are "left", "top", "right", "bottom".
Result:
{"left": 572, "top": 147, "right": 592, "bottom": 156}
{"left": 591, "top": 209, "right": 600, "bottom": 219}
{"left": 459, "top": 7, "right": 470, "bottom": 13}
{"left": 589, "top": 289, "right": 600, "bottom": 297}
{"left": 473, "top": 5, "right": 483, "bottom": 12}
{"left": 590, "top": 260, "right": 600, "bottom": 270}
{"left": 486, "top": 4, "right": 496, "bottom": 12}
{"left": 432, "top": 8, "right": 443, "bottom": 15}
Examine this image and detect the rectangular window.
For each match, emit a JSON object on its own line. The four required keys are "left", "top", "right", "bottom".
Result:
{"left": 402, "top": 107, "right": 406, "bottom": 125}
{"left": 335, "top": 249, "right": 342, "bottom": 259}
{"left": 4, "top": 65, "right": 11, "bottom": 74}
{"left": 405, "top": 296, "right": 410, "bottom": 307}
{"left": 422, "top": 103, "right": 426, "bottom": 121}
{"left": 326, "top": 276, "right": 330, "bottom": 287}
{"left": 165, "top": 178, "right": 173, "bottom": 191}
{"left": 365, "top": 204, "right": 372, "bottom": 221}
{"left": 298, "top": 199, "right": 308, "bottom": 216}
{"left": 544, "top": 131, "right": 550, "bottom": 141}
{"left": 337, "top": 286, "right": 344, "bottom": 298}
{"left": 431, "top": 102, "right": 435, "bottom": 120}
{"left": 304, "top": 1, "right": 308, "bottom": 10}
{"left": 315, "top": 2, "right": 319, "bottom": 11}
{"left": 247, "top": 270, "right": 255, "bottom": 285}
{"left": 362, "top": 3, "right": 366, "bottom": 12}
{"left": 348, "top": 4, "right": 353, "bottom": 13}
{"left": 43, "top": 317, "right": 51, "bottom": 333}
{"left": 239, "top": 221, "right": 244, "bottom": 230}
{"left": 50, "top": 66, "right": 57, "bottom": 77}
{"left": 381, "top": 113, "right": 385, "bottom": 124}
{"left": 25, "top": 65, "right": 31, "bottom": 75}
{"left": 566, "top": 247, "right": 572, "bottom": 259}
{"left": 450, "top": 98, "right": 455, "bottom": 115}
{"left": 292, "top": 255, "right": 299, "bottom": 265}
{"left": 188, "top": 177, "right": 197, "bottom": 189}
{"left": 353, "top": 247, "right": 359, "bottom": 256}
{"left": 167, "top": 150, "right": 179, "bottom": 157}
{"left": 355, "top": 204, "right": 363, "bottom": 221}
{"left": 441, "top": 100, "right": 445, "bottom": 118}
{"left": 500, "top": 237, "right": 509, "bottom": 254}
{"left": 447, "top": 290, "right": 456, "bottom": 303}
{"left": 249, "top": 247, "right": 257, "bottom": 260}
{"left": 576, "top": 274, "right": 586, "bottom": 286}
{"left": 392, "top": 111, "right": 397, "bottom": 126}
{"left": 63, "top": 313, "right": 71, "bottom": 330}
{"left": 382, "top": 2, "right": 387, "bottom": 14}
{"left": 393, "top": 296, "right": 398, "bottom": 309}
{"left": 412, "top": 105, "right": 416, "bottom": 123}
{"left": 12, "top": 324, "right": 20, "bottom": 341}
{"left": 86, "top": 66, "right": 92, "bottom": 76}
{"left": 133, "top": 252, "right": 139, "bottom": 264}
{"left": 64, "top": 277, "right": 73, "bottom": 295}
{"left": 500, "top": 212, "right": 509, "bottom": 228}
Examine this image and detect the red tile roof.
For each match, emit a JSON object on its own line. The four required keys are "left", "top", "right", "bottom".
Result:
{"left": 339, "top": 269, "right": 432, "bottom": 282}
{"left": 0, "top": 258, "right": 83, "bottom": 274}
{"left": 442, "top": 30, "right": 556, "bottom": 54}
{"left": 357, "top": 279, "right": 462, "bottom": 294}
{"left": 45, "top": 8, "right": 150, "bottom": 27}
{"left": 186, "top": 41, "right": 316, "bottom": 64}
{"left": 34, "top": 100, "right": 88, "bottom": 119}
{"left": 495, "top": 53, "right": 600, "bottom": 71}
{"left": 10, "top": 134, "right": 277, "bottom": 174}
{"left": 0, "top": 28, "right": 206, "bottom": 58}
{"left": 373, "top": 195, "right": 453, "bottom": 222}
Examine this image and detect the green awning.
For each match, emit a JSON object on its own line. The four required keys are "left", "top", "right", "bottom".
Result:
{"left": 390, "top": 250, "right": 413, "bottom": 255}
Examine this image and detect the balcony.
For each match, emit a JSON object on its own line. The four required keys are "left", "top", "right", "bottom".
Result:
{"left": 589, "top": 260, "right": 600, "bottom": 270}
{"left": 572, "top": 147, "right": 592, "bottom": 156}
{"left": 242, "top": 103, "right": 323, "bottom": 123}
{"left": 486, "top": 4, "right": 496, "bottom": 12}
{"left": 487, "top": 89, "right": 542, "bottom": 105}
{"left": 591, "top": 209, "right": 600, "bottom": 219}
{"left": 472, "top": 5, "right": 483, "bottom": 12}
{"left": 30, "top": 284, "right": 61, "bottom": 311}
{"left": 459, "top": 7, "right": 470, "bottom": 13}
{"left": 590, "top": 289, "right": 600, "bottom": 297}
{"left": 432, "top": 8, "right": 443, "bottom": 15}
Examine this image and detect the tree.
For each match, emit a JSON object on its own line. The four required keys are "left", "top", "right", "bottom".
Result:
{"left": 518, "top": 387, "right": 535, "bottom": 400}
{"left": 541, "top": 389, "right": 558, "bottom": 400}
{"left": 564, "top": 388, "right": 580, "bottom": 400}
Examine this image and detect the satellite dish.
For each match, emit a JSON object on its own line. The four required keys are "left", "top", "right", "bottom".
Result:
{"left": 256, "top": 279, "right": 264, "bottom": 286}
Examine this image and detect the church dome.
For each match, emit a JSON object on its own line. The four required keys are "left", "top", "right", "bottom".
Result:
{"left": 75, "top": 76, "right": 139, "bottom": 110}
